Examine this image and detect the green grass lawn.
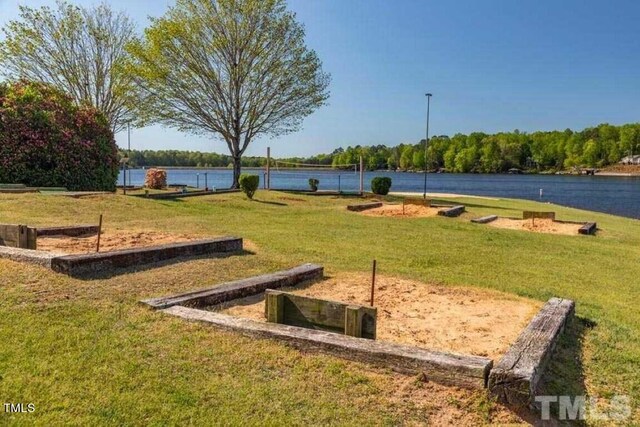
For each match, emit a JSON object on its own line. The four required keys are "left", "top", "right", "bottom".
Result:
{"left": 0, "top": 191, "right": 638, "bottom": 425}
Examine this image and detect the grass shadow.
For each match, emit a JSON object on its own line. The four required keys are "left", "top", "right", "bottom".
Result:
{"left": 253, "top": 199, "right": 288, "bottom": 206}
{"left": 71, "top": 249, "right": 255, "bottom": 281}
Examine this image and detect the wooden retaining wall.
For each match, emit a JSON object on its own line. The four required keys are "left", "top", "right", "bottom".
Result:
{"left": 471, "top": 215, "right": 498, "bottom": 224}
{"left": 36, "top": 225, "right": 99, "bottom": 237}
{"left": 522, "top": 211, "right": 556, "bottom": 220}
{"left": 51, "top": 237, "right": 243, "bottom": 276}
{"left": 346, "top": 202, "right": 383, "bottom": 212}
{"left": 265, "top": 290, "right": 377, "bottom": 339}
{"left": 437, "top": 205, "right": 465, "bottom": 217}
{"left": 488, "top": 297, "right": 575, "bottom": 407}
{"left": 142, "top": 264, "right": 324, "bottom": 309}
{"left": 0, "top": 224, "right": 37, "bottom": 249}
{"left": 163, "top": 305, "right": 493, "bottom": 389}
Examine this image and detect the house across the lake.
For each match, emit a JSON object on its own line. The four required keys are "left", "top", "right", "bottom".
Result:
{"left": 620, "top": 155, "right": 640, "bottom": 165}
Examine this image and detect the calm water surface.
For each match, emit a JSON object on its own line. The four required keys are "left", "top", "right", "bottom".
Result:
{"left": 119, "top": 168, "right": 640, "bottom": 219}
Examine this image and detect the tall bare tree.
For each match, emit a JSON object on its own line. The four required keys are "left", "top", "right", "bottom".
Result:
{"left": 0, "top": 1, "right": 138, "bottom": 133}
{"left": 126, "top": 0, "right": 330, "bottom": 188}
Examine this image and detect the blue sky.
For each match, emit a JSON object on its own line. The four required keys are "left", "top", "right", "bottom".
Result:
{"left": 1, "top": 0, "right": 640, "bottom": 156}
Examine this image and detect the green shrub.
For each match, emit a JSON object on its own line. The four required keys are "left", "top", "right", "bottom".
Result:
{"left": 371, "top": 177, "right": 392, "bottom": 195}
{"left": 239, "top": 174, "right": 259, "bottom": 199}
{"left": 308, "top": 178, "right": 319, "bottom": 192}
{"left": 0, "top": 80, "right": 118, "bottom": 191}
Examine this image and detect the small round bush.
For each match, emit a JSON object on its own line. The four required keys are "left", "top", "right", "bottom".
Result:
{"left": 308, "top": 178, "right": 319, "bottom": 192}
{"left": 371, "top": 177, "right": 392, "bottom": 195}
{"left": 239, "top": 173, "right": 259, "bottom": 199}
{"left": 0, "top": 80, "right": 118, "bottom": 191}
{"left": 144, "top": 168, "right": 167, "bottom": 189}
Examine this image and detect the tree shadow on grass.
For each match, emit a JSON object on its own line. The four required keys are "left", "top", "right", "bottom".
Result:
{"left": 72, "top": 249, "right": 255, "bottom": 281}
{"left": 506, "top": 316, "right": 595, "bottom": 426}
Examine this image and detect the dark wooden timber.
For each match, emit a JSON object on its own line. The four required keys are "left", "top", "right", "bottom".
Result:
{"left": 522, "top": 211, "right": 556, "bottom": 220}
{"left": 438, "top": 205, "right": 465, "bottom": 217}
{"left": 36, "top": 225, "right": 100, "bottom": 237}
{"left": 471, "top": 215, "right": 498, "bottom": 224}
{"left": 141, "top": 263, "right": 323, "bottom": 309}
{"left": 488, "top": 297, "right": 575, "bottom": 407}
{"left": 578, "top": 222, "right": 597, "bottom": 235}
{"left": 162, "top": 305, "right": 493, "bottom": 389}
{"left": 265, "top": 289, "right": 377, "bottom": 339}
{"left": 346, "top": 202, "right": 383, "bottom": 212}
{"left": 0, "top": 224, "right": 36, "bottom": 249}
{"left": 51, "top": 237, "right": 242, "bottom": 276}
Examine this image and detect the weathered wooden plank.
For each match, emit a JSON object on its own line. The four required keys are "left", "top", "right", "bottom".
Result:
{"left": 266, "top": 291, "right": 284, "bottom": 323}
{"left": 345, "top": 306, "right": 364, "bottom": 338}
{"left": 51, "top": 237, "right": 243, "bottom": 276}
{"left": 36, "top": 225, "right": 99, "bottom": 237}
{"left": 162, "top": 305, "right": 493, "bottom": 390}
{"left": 522, "top": 211, "right": 556, "bottom": 220}
{"left": 0, "top": 224, "right": 19, "bottom": 247}
{"left": 578, "top": 222, "right": 597, "bottom": 235}
{"left": 265, "top": 290, "right": 377, "bottom": 339}
{"left": 141, "top": 263, "right": 324, "bottom": 309}
{"left": 346, "top": 202, "right": 383, "bottom": 212}
{"left": 438, "top": 205, "right": 465, "bottom": 217}
{"left": 488, "top": 297, "right": 575, "bottom": 407}
{"left": 0, "top": 246, "right": 62, "bottom": 267}
{"left": 471, "top": 215, "right": 498, "bottom": 224}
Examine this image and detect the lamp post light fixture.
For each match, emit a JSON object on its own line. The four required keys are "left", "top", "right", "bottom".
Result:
{"left": 423, "top": 93, "right": 433, "bottom": 199}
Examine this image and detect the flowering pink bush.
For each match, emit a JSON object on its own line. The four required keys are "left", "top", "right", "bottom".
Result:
{"left": 0, "top": 80, "right": 119, "bottom": 190}
{"left": 144, "top": 168, "right": 167, "bottom": 189}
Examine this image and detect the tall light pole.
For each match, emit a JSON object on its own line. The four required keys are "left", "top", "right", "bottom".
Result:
{"left": 423, "top": 93, "right": 432, "bottom": 199}
{"left": 127, "top": 121, "right": 131, "bottom": 189}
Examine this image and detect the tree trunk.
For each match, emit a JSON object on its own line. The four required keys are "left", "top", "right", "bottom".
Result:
{"left": 231, "top": 155, "right": 242, "bottom": 189}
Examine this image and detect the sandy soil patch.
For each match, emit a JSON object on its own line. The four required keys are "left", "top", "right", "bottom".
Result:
{"left": 37, "top": 230, "right": 201, "bottom": 254}
{"left": 359, "top": 203, "right": 444, "bottom": 218}
{"left": 487, "top": 217, "right": 583, "bottom": 235}
{"left": 215, "top": 273, "right": 540, "bottom": 359}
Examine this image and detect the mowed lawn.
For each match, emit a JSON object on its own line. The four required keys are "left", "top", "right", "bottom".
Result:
{"left": 0, "top": 190, "right": 638, "bottom": 425}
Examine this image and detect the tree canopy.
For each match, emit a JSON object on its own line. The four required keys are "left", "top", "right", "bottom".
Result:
{"left": 126, "top": 0, "right": 330, "bottom": 187}
{"left": 0, "top": 1, "right": 139, "bottom": 133}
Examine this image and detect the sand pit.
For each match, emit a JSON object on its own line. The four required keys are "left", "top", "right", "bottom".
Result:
{"left": 359, "top": 203, "right": 444, "bottom": 218}
{"left": 487, "top": 217, "right": 583, "bottom": 235}
{"left": 214, "top": 273, "right": 540, "bottom": 359}
{"left": 37, "top": 230, "right": 200, "bottom": 254}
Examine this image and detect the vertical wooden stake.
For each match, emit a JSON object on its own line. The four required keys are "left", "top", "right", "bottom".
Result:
{"left": 370, "top": 259, "right": 377, "bottom": 306}
{"left": 96, "top": 214, "right": 103, "bottom": 253}
{"left": 403, "top": 199, "right": 406, "bottom": 215}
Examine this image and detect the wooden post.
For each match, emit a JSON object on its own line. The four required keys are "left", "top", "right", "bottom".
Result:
{"left": 96, "top": 214, "right": 103, "bottom": 253}
{"left": 359, "top": 155, "right": 364, "bottom": 195}
{"left": 345, "top": 306, "right": 363, "bottom": 338}
{"left": 266, "top": 147, "right": 271, "bottom": 190}
{"left": 403, "top": 199, "right": 406, "bottom": 215}
{"left": 370, "top": 259, "right": 377, "bottom": 307}
{"left": 265, "top": 290, "right": 284, "bottom": 323}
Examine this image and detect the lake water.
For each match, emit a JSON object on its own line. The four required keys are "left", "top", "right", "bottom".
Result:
{"left": 119, "top": 168, "right": 640, "bottom": 219}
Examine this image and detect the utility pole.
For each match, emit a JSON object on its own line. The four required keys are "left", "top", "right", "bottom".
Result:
{"left": 423, "top": 93, "right": 433, "bottom": 199}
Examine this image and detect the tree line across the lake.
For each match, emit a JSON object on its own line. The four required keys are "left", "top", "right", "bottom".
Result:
{"left": 123, "top": 122, "right": 640, "bottom": 173}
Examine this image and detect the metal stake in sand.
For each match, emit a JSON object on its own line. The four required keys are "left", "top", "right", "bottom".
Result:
{"left": 96, "top": 214, "right": 103, "bottom": 253}
{"left": 370, "top": 259, "right": 377, "bottom": 306}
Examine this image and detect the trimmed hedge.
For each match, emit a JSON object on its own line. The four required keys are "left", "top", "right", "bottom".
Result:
{"left": 308, "top": 178, "right": 319, "bottom": 192}
{"left": 239, "top": 173, "right": 259, "bottom": 199}
{"left": 0, "top": 80, "right": 118, "bottom": 191}
{"left": 371, "top": 177, "right": 392, "bottom": 195}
